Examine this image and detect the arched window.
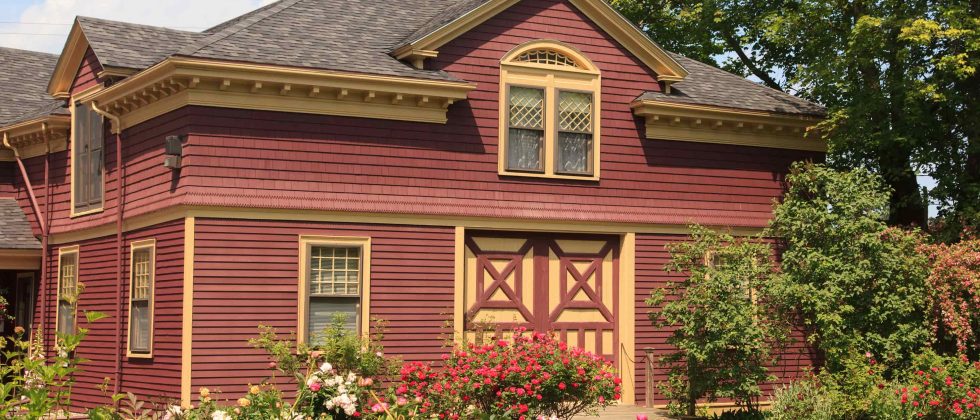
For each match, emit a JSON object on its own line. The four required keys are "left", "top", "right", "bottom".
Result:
{"left": 498, "top": 40, "right": 601, "bottom": 180}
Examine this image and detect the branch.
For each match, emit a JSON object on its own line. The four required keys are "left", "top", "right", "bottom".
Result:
{"left": 721, "top": 33, "right": 784, "bottom": 91}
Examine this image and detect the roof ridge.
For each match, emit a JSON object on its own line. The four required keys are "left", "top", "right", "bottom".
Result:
{"left": 204, "top": 0, "right": 285, "bottom": 33}
{"left": 75, "top": 15, "right": 203, "bottom": 34}
{"left": 177, "top": 0, "right": 305, "bottom": 57}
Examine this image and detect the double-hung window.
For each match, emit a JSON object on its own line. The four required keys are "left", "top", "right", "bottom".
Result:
{"left": 128, "top": 240, "right": 155, "bottom": 357}
{"left": 72, "top": 102, "right": 105, "bottom": 215}
{"left": 57, "top": 247, "right": 79, "bottom": 336}
{"left": 499, "top": 41, "right": 601, "bottom": 180}
{"left": 299, "top": 237, "right": 371, "bottom": 345}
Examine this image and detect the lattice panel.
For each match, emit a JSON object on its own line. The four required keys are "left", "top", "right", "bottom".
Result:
{"left": 559, "top": 91, "right": 593, "bottom": 133}
{"left": 59, "top": 255, "right": 77, "bottom": 297}
{"left": 132, "top": 249, "right": 152, "bottom": 300}
{"left": 514, "top": 49, "right": 581, "bottom": 68}
{"left": 509, "top": 87, "right": 544, "bottom": 129}
{"left": 310, "top": 246, "right": 361, "bottom": 296}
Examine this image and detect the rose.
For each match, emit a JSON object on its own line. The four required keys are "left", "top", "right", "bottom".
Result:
{"left": 309, "top": 381, "right": 322, "bottom": 392}
{"left": 250, "top": 385, "right": 261, "bottom": 395}
{"left": 13, "top": 326, "right": 24, "bottom": 335}
{"left": 199, "top": 388, "right": 211, "bottom": 399}
{"left": 237, "top": 397, "right": 251, "bottom": 407}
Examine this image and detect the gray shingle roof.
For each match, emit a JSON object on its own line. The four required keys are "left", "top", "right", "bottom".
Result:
{"left": 637, "top": 53, "right": 825, "bottom": 117}
{"left": 65, "top": 0, "right": 824, "bottom": 116}
{"left": 76, "top": 16, "right": 206, "bottom": 70}
{"left": 0, "top": 198, "right": 40, "bottom": 250}
{"left": 0, "top": 47, "right": 66, "bottom": 126}
{"left": 177, "top": 0, "right": 467, "bottom": 81}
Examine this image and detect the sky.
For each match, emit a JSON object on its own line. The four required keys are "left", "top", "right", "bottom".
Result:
{"left": 0, "top": 0, "right": 277, "bottom": 54}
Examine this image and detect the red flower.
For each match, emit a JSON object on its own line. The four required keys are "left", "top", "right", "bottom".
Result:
{"left": 558, "top": 382, "right": 567, "bottom": 390}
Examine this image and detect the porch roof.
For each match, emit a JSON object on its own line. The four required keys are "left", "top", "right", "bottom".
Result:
{"left": 0, "top": 199, "right": 40, "bottom": 250}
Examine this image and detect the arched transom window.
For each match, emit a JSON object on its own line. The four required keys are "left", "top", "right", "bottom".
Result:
{"left": 498, "top": 40, "right": 601, "bottom": 180}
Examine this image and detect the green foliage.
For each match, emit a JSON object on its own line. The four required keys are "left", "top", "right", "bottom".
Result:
{"left": 768, "top": 163, "right": 931, "bottom": 372}
{"left": 648, "top": 225, "right": 792, "bottom": 415}
{"left": 612, "top": 0, "right": 980, "bottom": 231}
{"left": 768, "top": 373, "right": 835, "bottom": 420}
{"left": 310, "top": 314, "right": 393, "bottom": 379}
{"left": 920, "top": 235, "right": 980, "bottom": 356}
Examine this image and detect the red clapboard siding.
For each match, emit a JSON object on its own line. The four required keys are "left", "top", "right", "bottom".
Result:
{"left": 171, "top": 0, "right": 819, "bottom": 230}
{"left": 189, "top": 218, "right": 455, "bottom": 399}
{"left": 70, "top": 47, "right": 104, "bottom": 96}
{"left": 35, "top": 220, "right": 185, "bottom": 410}
{"left": 633, "top": 233, "right": 817, "bottom": 404}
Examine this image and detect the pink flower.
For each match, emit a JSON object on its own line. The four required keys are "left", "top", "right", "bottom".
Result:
{"left": 309, "top": 382, "right": 322, "bottom": 392}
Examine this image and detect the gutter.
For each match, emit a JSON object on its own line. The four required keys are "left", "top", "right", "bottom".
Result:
{"left": 90, "top": 101, "right": 125, "bottom": 396}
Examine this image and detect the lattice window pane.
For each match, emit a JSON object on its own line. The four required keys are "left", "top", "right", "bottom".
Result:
{"left": 509, "top": 87, "right": 544, "bottom": 129}
{"left": 559, "top": 91, "right": 593, "bottom": 133}
{"left": 514, "top": 49, "right": 580, "bottom": 68}
{"left": 310, "top": 246, "right": 361, "bottom": 297}
{"left": 131, "top": 249, "right": 152, "bottom": 301}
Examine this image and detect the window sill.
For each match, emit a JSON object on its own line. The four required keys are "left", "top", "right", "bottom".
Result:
{"left": 498, "top": 170, "right": 599, "bottom": 182}
{"left": 126, "top": 352, "right": 153, "bottom": 360}
{"left": 70, "top": 206, "right": 105, "bottom": 218}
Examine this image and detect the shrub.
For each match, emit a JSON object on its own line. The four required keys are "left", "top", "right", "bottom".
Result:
{"left": 920, "top": 235, "right": 980, "bottom": 356}
{"left": 395, "top": 328, "right": 620, "bottom": 419}
{"left": 893, "top": 351, "right": 980, "bottom": 418}
{"left": 768, "top": 162, "right": 931, "bottom": 372}
{"left": 768, "top": 374, "right": 835, "bottom": 420}
{"left": 648, "top": 225, "right": 792, "bottom": 416}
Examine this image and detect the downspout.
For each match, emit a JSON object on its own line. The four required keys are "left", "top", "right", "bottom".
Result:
{"left": 91, "top": 102, "right": 124, "bottom": 395}
{"left": 42, "top": 128, "right": 51, "bottom": 349}
{"left": 3, "top": 129, "right": 50, "bottom": 352}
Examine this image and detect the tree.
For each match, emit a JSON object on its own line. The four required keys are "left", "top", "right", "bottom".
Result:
{"left": 767, "top": 162, "right": 931, "bottom": 372}
{"left": 647, "top": 225, "right": 792, "bottom": 416}
{"left": 612, "top": 0, "right": 979, "bottom": 231}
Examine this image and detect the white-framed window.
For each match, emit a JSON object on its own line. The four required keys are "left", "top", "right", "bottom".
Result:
{"left": 56, "top": 246, "right": 79, "bottom": 336}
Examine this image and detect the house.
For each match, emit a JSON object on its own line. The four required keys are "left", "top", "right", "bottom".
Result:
{"left": 0, "top": 0, "right": 826, "bottom": 411}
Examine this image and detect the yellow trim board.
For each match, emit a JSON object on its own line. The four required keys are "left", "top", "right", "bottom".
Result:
{"left": 125, "top": 238, "right": 156, "bottom": 359}
{"left": 296, "top": 236, "right": 372, "bottom": 345}
{"left": 631, "top": 100, "right": 827, "bottom": 152}
{"left": 620, "top": 232, "right": 636, "bottom": 405}
{"left": 180, "top": 217, "right": 194, "bottom": 405}
{"left": 47, "top": 21, "right": 90, "bottom": 98}
{"left": 80, "top": 57, "right": 476, "bottom": 130}
{"left": 49, "top": 205, "right": 767, "bottom": 245}
{"left": 393, "top": 0, "right": 688, "bottom": 82}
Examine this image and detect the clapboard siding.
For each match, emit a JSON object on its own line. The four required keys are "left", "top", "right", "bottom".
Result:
{"left": 35, "top": 220, "right": 184, "bottom": 409}
{"left": 175, "top": 0, "right": 818, "bottom": 230}
{"left": 633, "top": 233, "right": 817, "bottom": 404}
{"left": 189, "top": 218, "right": 455, "bottom": 398}
{"left": 70, "top": 48, "right": 103, "bottom": 95}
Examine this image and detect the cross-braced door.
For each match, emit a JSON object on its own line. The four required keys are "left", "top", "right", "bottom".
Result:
{"left": 463, "top": 232, "right": 619, "bottom": 361}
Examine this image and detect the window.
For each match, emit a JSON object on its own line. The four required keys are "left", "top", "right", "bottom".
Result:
{"left": 128, "top": 240, "right": 155, "bottom": 357}
{"left": 72, "top": 102, "right": 105, "bottom": 215}
{"left": 298, "top": 237, "right": 371, "bottom": 345}
{"left": 499, "top": 41, "right": 601, "bottom": 180}
{"left": 57, "top": 247, "right": 79, "bottom": 336}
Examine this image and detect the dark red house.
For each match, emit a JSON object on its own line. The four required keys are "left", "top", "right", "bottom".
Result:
{"left": 0, "top": 0, "right": 826, "bottom": 411}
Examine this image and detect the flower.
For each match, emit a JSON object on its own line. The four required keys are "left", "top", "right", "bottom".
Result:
{"left": 13, "top": 326, "right": 24, "bottom": 335}
{"left": 199, "top": 387, "right": 211, "bottom": 399}
{"left": 238, "top": 397, "right": 251, "bottom": 407}
{"left": 320, "top": 362, "right": 333, "bottom": 372}
{"left": 211, "top": 410, "right": 231, "bottom": 420}
{"left": 250, "top": 385, "right": 261, "bottom": 395}
{"left": 309, "top": 381, "right": 322, "bottom": 392}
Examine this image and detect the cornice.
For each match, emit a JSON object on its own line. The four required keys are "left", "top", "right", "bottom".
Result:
{"left": 0, "top": 115, "right": 71, "bottom": 160}
{"left": 82, "top": 57, "right": 477, "bottom": 130}
{"left": 631, "top": 99, "right": 827, "bottom": 152}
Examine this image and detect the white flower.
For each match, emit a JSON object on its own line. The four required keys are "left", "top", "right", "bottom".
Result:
{"left": 319, "top": 362, "right": 333, "bottom": 372}
{"left": 212, "top": 410, "right": 232, "bottom": 420}
{"left": 347, "top": 372, "right": 357, "bottom": 382}
{"left": 306, "top": 376, "right": 322, "bottom": 387}
{"left": 165, "top": 405, "right": 183, "bottom": 415}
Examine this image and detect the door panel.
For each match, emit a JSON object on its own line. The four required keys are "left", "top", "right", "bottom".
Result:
{"left": 463, "top": 232, "right": 619, "bottom": 361}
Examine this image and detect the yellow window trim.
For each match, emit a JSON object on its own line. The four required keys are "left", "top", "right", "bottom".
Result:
{"left": 498, "top": 41, "right": 601, "bottom": 181}
{"left": 126, "top": 238, "right": 156, "bottom": 359}
{"left": 55, "top": 245, "right": 80, "bottom": 339}
{"left": 297, "top": 235, "right": 372, "bottom": 346}
{"left": 70, "top": 84, "right": 107, "bottom": 218}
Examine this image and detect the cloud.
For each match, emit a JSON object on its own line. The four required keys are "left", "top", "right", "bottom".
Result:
{"left": 0, "top": 0, "right": 278, "bottom": 54}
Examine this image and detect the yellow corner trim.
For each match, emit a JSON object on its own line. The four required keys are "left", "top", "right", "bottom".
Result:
{"left": 125, "top": 238, "right": 156, "bottom": 359}
{"left": 631, "top": 100, "right": 827, "bottom": 152}
{"left": 296, "top": 235, "right": 372, "bottom": 346}
{"left": 180, "top": 217, "right": 195, "bottom": 405}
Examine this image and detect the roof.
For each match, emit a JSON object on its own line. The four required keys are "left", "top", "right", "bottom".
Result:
{"left": 0, "top": 47, "right": 66, "bottom": 126}
{"left": 0, "top": 198, "right": 40, "bottom": 250}
{"left": 637, "top": 53, "right": 826, "bottom": 117}
{"left": 57, "top": 0, "right": 822, "bottom": 116}
{"left": 76, "top": 16, "right": 206, "bottom": 70}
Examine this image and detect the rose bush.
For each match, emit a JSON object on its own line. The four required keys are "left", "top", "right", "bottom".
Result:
{"left": 893, "top": 351, "right": 980, "bottom": 418}
{"left": 394, "top": 328, "right": 620, "bottom": 419}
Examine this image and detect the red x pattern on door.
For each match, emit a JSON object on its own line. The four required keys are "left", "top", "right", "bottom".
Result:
{"left": 463, "top": 232, "right": 619, "bottom": 361}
